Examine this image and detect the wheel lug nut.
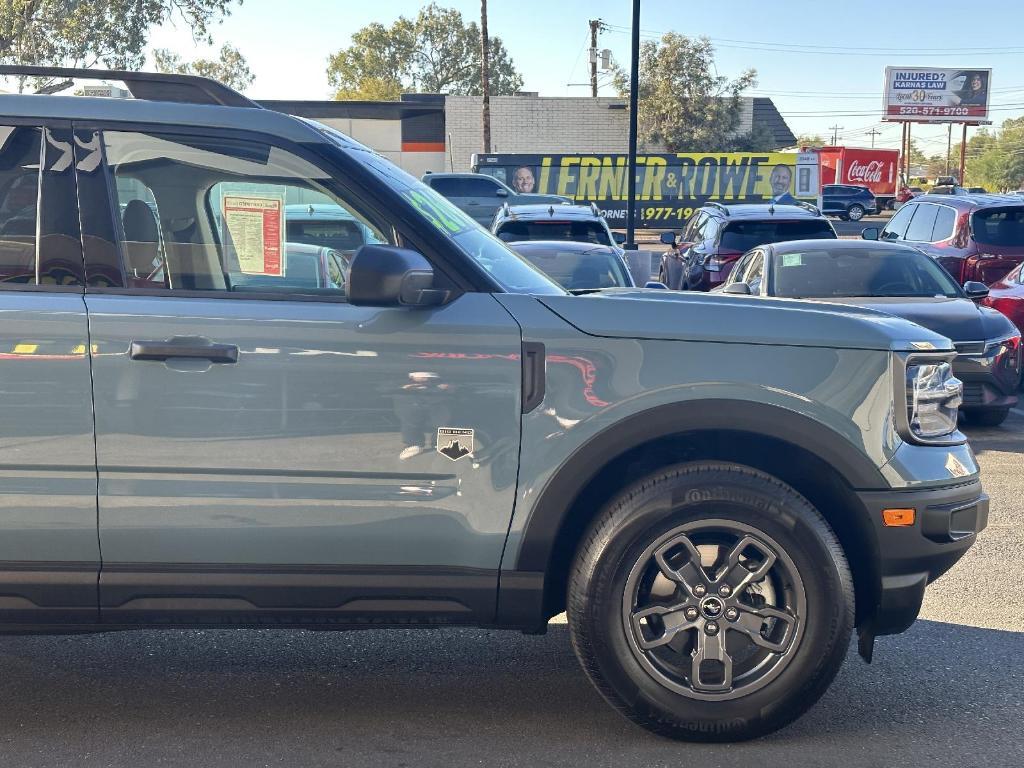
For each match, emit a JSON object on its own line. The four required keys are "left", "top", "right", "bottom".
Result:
{"left": 718, "top": 585, "right": 732, "bottom": 597}
{"left": 705, "top": 621, "right": 720, "bottom": 636}
{"left": 724, "top": 607, "right": 739, "bottom": 622}
{"left": 692, "top": 584, "right": 707, "bottom": 597}
{"left": 684, "top": 607, "right": 699, "bottom": 621}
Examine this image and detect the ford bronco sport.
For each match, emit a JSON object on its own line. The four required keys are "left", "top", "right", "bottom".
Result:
{"left": 0, "top": 66, "right": 988, "bottom": 742}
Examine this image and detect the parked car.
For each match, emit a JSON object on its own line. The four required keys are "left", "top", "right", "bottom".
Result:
{"left": 506, "top": 240, "right": 633, "bottom": 292}
{"left": 984, "top": 261, "right": 1024, "bottom": 338}
{"left": 0, "top": 65, "right": 989, "bottom": 742}
{"left": 421, "top": 171, "right": 569, "bottom": 227}
{"left": 966, "top": 187, "right": 988, "bottom": 194}
{"left": 491, "top": 201, "right": 625, "bottom": 252}
{"left": 863, "top": 193, "right": 1024, "bottom": 285}
{"left": 721, "top": 239, "right": 1022, "bottom": 426}
{"left": 284, "top": 203, "right": 381, "bottom": 252}
{"left": 895, "top": 186, "right": 924, "bottom": 206}
{"left": 821, "top": 184, "right": 878, "bottom": 221}
{"left": 660, "top": 202, "right": 837, "bottom": 291}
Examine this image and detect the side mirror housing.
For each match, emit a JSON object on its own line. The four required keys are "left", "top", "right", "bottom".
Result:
{"left": 660, "top": 231, "right": 678, "bottom": 246}
{"left": 723, "top": 282, "right": 752, "bottom": 295}
{"left": 963, "top": 280, "right": 990, "bottom": 300}
{"left": 644, "top": 281, "right": 668, "bottom": 289}
{"left": 348, "top": 245, "right": 448, "bottom": 308}
{"left": 861, "top": 227, "right": 880, "bottom": 241}
{"left": 612, "top": 231, "right": 626, "bottom": 245}
{"left": 495, "top": 187, "right": 509, "bottom": 198}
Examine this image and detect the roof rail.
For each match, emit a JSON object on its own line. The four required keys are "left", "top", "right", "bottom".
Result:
{"left": 0, "top": 65, "right": 259, "bottom": 108}
{"left": 706, "top": 201, "right": 730, "bottom": 216}
{"left": 794, "top": 200, "right": 821, "bottom": 215}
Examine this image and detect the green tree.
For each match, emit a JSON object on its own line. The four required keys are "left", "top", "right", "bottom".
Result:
{"left": 327, "top": 3, "right": 522, "bottom": 100}
{"left": 0, "top": 1, "right": 237, "bottom": 71}
{"left": 795, "top": 133, "right": 826, "bottom": 147}
{"left": 153, "top": 44, "right": 254, "bottom": 92}
{"left": 613, "top": 33, "right": 758, "bottom": 152}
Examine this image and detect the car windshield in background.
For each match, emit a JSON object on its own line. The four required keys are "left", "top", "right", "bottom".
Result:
{"left": 720, "top": 220, "right": 835, "bottom": 252}
{"left": 971, "top": 207, "right": 1024, "bottom": 247}
{"left": 497, "top": 220, "right": 612, "bottom": 246}
{"left": 512, "top": 245, "right": 630, "bottom": 291}
{"left": 771, "top": 247, "right": 962, "bottom": 299}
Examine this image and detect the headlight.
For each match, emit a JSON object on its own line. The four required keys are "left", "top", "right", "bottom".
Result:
{"left": 906, "top": 361, "right": 962, "bottom": 440}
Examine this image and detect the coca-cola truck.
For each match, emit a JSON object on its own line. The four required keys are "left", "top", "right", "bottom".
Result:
{"left": 818, "top": 146, "right": 900, "bottom": 211}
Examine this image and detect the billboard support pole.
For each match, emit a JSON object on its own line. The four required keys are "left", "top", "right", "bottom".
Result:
{"left": 625, "top": 0, "right": 640, "bottom": 250}
{"left": 959, "top": 123, "right": 968, "bottom": 184}
{"left": 905, "top": 122, "right": 912, "bottom": 187}
{"left": 900, "top": 122, "right": 908, "bottom": 188}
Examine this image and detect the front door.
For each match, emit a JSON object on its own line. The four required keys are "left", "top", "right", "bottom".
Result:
{"left": 75, "top": 127, "right": 523, "bottom": 625}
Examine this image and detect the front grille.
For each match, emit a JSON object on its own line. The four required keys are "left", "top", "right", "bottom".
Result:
{"left": 961, "top": 382, "right": 986, "bottom": 407}
{"left": 955, "top": 341, "right": 986, "bottom": 356}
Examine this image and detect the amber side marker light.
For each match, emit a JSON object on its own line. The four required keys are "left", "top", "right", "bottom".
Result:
{"left": 882, "top": 508, "right": 916, "bottom": 527}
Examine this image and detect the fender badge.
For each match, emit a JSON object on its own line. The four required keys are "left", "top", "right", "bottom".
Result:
{"left": 945, "top": 453, "right": 969, "bottom": 478}
{"left": 437, "top": 427, "right": 474, "bottom": 461}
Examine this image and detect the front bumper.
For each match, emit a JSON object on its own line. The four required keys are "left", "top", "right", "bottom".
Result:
{"left": 857, "top": 479, "right": 988, "bottom": 637}
{"left": 955, "top": 347, "right": 1021, "bottom": 411}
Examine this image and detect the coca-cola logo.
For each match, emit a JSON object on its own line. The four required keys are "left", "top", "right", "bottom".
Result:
{"left": 847, "top": 160, "right": 884, "bottom": 183}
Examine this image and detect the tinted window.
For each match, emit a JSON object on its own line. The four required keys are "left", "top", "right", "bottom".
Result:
{"left": 426, "top": 177, "right": 466, "bottom": 196}
{"left": 932, "top": 206, "right": 956, "bottom": 241}
{"left": 971, "top": 207, "right": 1024, "bottom": 247}
{"left": 824, "top": 186, "right": 843, "bottom": 196}
{"left": 772, "top": 246, "right": 961, "bottom": 299}
{"left": 743, "top": 251, "right": 765, "bottom": 293}
{"left": 0, "top": 126, "right": 40, "bottom": 284}
{"left": 719, "top": 220, "right": 835, "bottom": 252}
{"left": 496, "top": 219, "right": 612, "bottom": 245}
{"left": 905, "top": 203, "right": 939, "bottom": 242}
{"left": 884, "top": 203, "right": 916, "bottom": 239}
{"left": 99, "top": 131, "right": 390, "bottom": 296}
{"left": 513, "top": 245, "right": 631, "bottom": 290}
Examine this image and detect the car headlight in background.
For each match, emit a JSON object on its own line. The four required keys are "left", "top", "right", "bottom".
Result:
{"left": 906, "top": 361, "right": 963, "bottom": 440}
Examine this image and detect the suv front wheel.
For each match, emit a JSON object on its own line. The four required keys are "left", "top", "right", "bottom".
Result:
{"left": 568, "top": 462, "right": 854, "bottom": 741}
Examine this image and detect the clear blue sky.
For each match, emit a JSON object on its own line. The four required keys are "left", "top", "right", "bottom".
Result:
{"left": 146, "top": 0, "right": 1024, "bottom": 154}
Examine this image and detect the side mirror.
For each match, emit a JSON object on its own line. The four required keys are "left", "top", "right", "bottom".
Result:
{"left": 963, "top": 280, "right": 990, "bottom": 300}
{"left": 348, "top": 245, "right": 448, "bottom": 308}
{"left": 644, "top": 281, "right": 668, "bottom": 289}
{"left": 660, "top": 231, "right": 678, "bottom": 246}
{"left": 612, "top": 231, "right": 626, "bottom": 245}
{"left": 861, "top": 227, "right": 880, "bottom": 241}
{"left": 495, "top": 188, "right": 509, "bottom": 198}
{"left": 723, "top": 282, "right": 752, "bottom": 295}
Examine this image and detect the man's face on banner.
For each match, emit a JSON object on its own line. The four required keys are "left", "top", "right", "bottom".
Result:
{"left": 770, "top": 165, "right": 792, "bottom": 197}
{"left": 513, "top": 166, "right": 536, "bottom": 193}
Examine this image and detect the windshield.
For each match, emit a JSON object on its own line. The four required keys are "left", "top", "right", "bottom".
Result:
{"left": 971, "top": 207, "right": 1024, "bottom": 247}
{"left": 496, "top": 219, "right": 612, "bottom": 246}
{"left": 313, "top": 125, "right": 563, "bottom": 295}
{"left": 512, "top": 245, "right": 631, "bottom": 290}
{"left": 772, "top": 247, "right": 962, "bottom": 299}
{"left": 720, "top": 220, "right": 836, "bottom": 252}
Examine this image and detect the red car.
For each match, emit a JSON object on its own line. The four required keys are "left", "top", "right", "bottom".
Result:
{"left": 895, "top": 185, "right": 923, "bottom": 205}
{"left": 984, "top": 261, "right": 1024, "bottom": 336}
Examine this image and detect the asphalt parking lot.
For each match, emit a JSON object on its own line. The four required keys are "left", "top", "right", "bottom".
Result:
{"left": 1, "top": 412, "right": 1021, "bottom": 768}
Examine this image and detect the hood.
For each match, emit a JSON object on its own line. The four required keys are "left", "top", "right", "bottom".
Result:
{"left": 814, "top": 297, "right": 986, "bottom": 343}
{"left": 538, "top": 290, "right": 953, "bottom": 352}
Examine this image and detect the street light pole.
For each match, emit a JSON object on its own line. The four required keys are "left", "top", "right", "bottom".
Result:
{"left": 625, "top": 0, "right": 640, "bottom": 250}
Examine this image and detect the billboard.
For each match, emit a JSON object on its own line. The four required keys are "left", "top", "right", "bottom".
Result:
{"left": 472, "top": 152, "right": 820, "bottom": 228}
{"left": 883, "top": 67, "right": 992, "bottom": 123}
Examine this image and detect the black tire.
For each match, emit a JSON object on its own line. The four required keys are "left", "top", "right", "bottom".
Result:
{"left": 567, "top": 462, "right": 854, "bottom": 742}
{"left": 847, "top": 204, "right": 865, "bottom": 221}
{"left": 965, "top": 408, "right": 1010, "bottom": 427}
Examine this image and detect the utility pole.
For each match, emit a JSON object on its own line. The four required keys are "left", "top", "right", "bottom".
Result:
{"left": 625, "top": 0, "right": 640, "bottom": 249}
{"left": 589, "top": 19, "right": 602, "bottom": 97}
{"left": 945, "top": 123, "right": 953, "bottom": 177}
{"left": 829, "top": 124, "right": 843, "bottom": 146}
{"left": 865, "top": 127, "right": 881, "bottom": 148}
{"left": 480, "top": 0, "right": 491, "bottom": 154}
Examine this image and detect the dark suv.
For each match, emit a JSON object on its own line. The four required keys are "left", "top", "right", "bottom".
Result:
{"left": 822, "top": 184, "right": 878, "bottom": 221}
{"left": 864, "top": 193, "right": 1024, "bottom": 285}
{"left": 0, "top": 65, "right": 989, "bottom": 743}
{"left": 660, "top": 203, "right": 837, "bottom": 291}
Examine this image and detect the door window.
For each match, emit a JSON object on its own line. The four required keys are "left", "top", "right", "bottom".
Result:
{"left": 743, "top": 251, "right": 765, "bottom": 293}
{"left": 905, "top": 203, "right": 939, "bottom": 242}
{"left": 0, "top": 126, "right": 40, "bottom": 284}
{"left": 883, "top": 203, "right": 917, "bottom": 240}
{"left": 932, "top": 206, "right": 956, "bottom": 241}
{"left": 91, "top": 131, "right": 391, "bottom": 297}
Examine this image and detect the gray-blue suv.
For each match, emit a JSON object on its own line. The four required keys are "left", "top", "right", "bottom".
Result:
{"left": 0, "top": 65, "right": 988, "bottom": 742}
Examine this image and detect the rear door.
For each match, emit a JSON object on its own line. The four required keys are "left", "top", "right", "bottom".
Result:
{"left": 76, "top": 126, "right": 524, "bottom": 625}
{"left": 462, "top": 176, "right": 509, "bottom": 226}
{"left": 0, "top": 123, "right": 98, "bottom": 625}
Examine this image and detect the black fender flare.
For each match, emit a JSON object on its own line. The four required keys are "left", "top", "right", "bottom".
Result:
{"left": 513, "top": 399, "right": 887, "bottom": 572}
